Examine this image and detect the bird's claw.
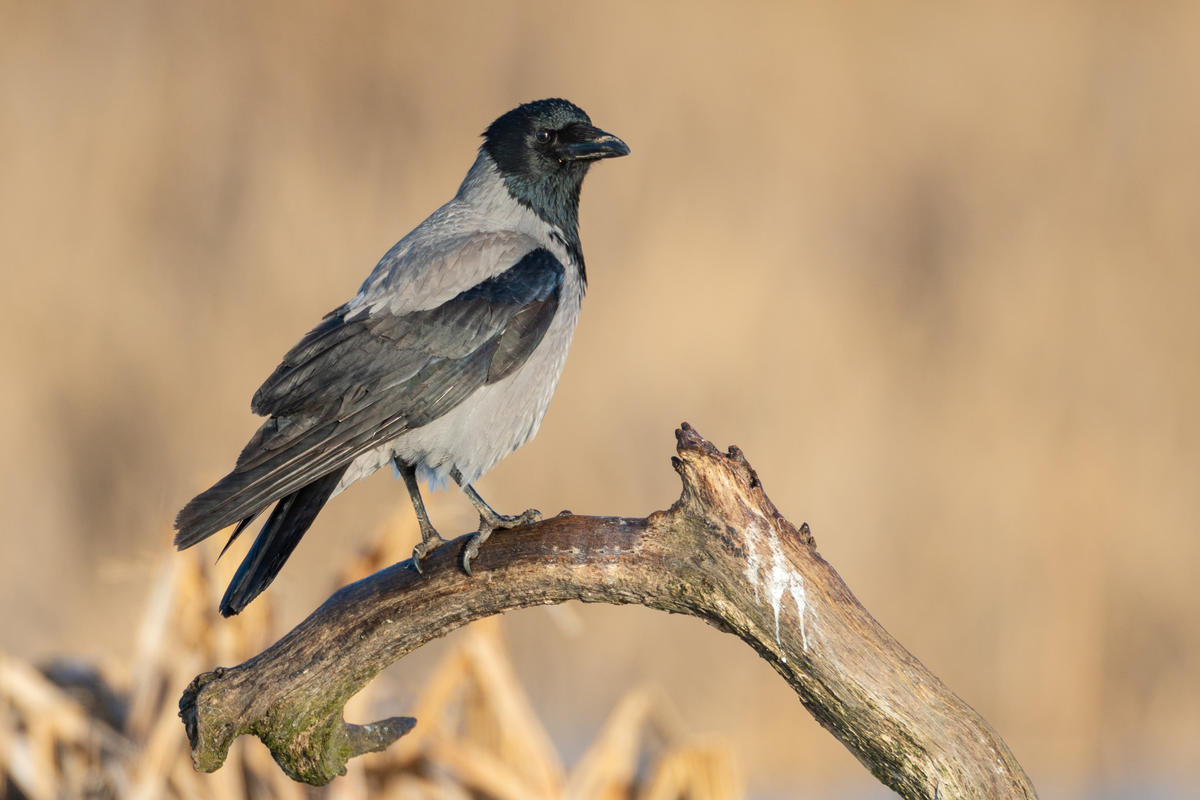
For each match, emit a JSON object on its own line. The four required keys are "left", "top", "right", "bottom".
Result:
{"left": 411, "top": 532, "right": 446, "bottom": 574}
{"left": 460, "top": 533, "right": 482, "bottom": 577}
{"left": 460, "top": 507, "right": 542, "bottom": 576}
{"left": 483, "top": 506, "right": 542, "bottom": 529}
{"left": 508, "top": 507, "right": 543, "bottom": 527}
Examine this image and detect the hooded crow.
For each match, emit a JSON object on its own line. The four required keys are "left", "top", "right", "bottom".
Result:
{"left": 174, "top": 98, "right": 629, "bottom": 616}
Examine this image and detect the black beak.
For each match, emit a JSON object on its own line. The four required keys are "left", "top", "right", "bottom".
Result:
{"left": 556, "top": 124, "right": 630, "bottom": 163}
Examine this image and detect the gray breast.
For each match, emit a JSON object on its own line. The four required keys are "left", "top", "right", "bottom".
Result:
{"left": 334, "top": 251, "right": 584, "bottom": 495}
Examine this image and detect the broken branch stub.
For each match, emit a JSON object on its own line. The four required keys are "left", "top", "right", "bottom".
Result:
{"left": 179, "top": 423, "right": 1037, "bottom": 798}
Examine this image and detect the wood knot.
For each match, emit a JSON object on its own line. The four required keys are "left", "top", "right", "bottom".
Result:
{"left": 726, "top": 445, "right": 761, "bottom": 488}
{"left": 674, "top": 422, "right": 720, "bottom": 459}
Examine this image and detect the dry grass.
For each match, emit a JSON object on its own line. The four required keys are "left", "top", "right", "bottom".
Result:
{"left": 0, "top": 519, "right": 741, "bottom": 800}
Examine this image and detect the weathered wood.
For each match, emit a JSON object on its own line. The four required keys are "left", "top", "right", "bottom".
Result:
{"left": 179, "top": 424, "right": 1038, "bottom": 798}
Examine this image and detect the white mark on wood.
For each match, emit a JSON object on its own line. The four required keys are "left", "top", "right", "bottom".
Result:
{"left": 744, "top": 528, "right": 762, "bottom": 603}
{"left": 745, "top": 522, "right": 810, "bottom": 661}
{"left": 788, "top": 576, "right": 809, "bottom": 654}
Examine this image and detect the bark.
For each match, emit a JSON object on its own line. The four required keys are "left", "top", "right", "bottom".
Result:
{"left": 179, "top": 424, "right": 1038, "bottom": 799}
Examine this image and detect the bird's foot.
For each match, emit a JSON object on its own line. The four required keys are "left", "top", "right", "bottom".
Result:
{"left": 410, "top": 529, "right": 447, "bottom": 574}
{"left": 484, "top": 505, "right": 543, "bottom": 530}
{"left": 460, "top": 506, "right": 542, "bottom": 576}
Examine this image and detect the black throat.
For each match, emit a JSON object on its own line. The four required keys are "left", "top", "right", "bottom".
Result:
{"left": 480, "top": 148, "right": 588, "bottom": 283}
{"left": 496, "top": 164, "right": 587, "bottom": 283}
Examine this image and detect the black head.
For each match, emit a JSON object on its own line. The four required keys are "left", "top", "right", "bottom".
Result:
{"left": 482, "top": 98, "right": 629, "bottom": 233}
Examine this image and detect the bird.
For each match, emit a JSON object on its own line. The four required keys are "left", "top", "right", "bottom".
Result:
{"left": 174, "top": 98, "right": 629, "bottom": 617}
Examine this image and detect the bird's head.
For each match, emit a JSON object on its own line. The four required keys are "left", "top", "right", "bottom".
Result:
{"left": 482, "top": 98, "right": 629, "bottom": 232}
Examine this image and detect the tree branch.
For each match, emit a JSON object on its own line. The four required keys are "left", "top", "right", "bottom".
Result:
{"left": 179, "top": 424, "right": 1037, "bottom": 798}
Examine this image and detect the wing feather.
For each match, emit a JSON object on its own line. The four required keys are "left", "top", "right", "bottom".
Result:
{"left": 175, "top": 246, "right": 566, "bottom": 547}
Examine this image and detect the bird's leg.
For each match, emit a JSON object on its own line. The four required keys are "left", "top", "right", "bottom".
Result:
{"left": 451, "top": 467, "right": 542, "bottom": 576}
{"left": 396, "top": 459, "right": 445, "bottom": 574}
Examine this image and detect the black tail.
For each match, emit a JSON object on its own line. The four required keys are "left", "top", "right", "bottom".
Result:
{"left": 219, "top": 467, "right": 346, "bottom": 617}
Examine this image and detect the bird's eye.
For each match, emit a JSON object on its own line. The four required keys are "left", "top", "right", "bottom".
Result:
{"left": 535, "top": 129, "right": 553, "bottom": 144}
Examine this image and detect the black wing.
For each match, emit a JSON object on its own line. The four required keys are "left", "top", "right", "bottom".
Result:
{"left": 174, "top": 247, "right": 565, "bottom": 548}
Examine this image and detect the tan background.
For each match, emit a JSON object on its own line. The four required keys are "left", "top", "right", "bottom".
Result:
{"left": 2, "top": 1, "right": 1197, "bottom": 797}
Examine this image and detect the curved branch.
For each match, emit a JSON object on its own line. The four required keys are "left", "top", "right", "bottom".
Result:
{"left": 179, "top": 424, "right": 1037, "bottom": 798}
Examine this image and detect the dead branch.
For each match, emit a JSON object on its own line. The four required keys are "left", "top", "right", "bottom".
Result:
{"left": 179, "top": 424, "right": 1037, "bottom": 799}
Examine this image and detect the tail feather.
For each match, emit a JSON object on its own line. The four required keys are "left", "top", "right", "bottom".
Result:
{"left": 218, "top": 511, "right": 262, "bottom": 559}
{"left": 173, "top": 417, "right": 344, "bottom": 549}
{"left": 218, "top": 467, "right": 346, "bottom": 617}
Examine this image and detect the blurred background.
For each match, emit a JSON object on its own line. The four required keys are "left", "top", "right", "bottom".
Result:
{"left": 2, "top": 1, "right": 1198, "bottom": 798}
